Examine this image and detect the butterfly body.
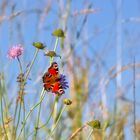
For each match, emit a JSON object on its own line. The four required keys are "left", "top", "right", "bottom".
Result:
{"left": 43, "top": 62, "right": 68, "bottom": 95}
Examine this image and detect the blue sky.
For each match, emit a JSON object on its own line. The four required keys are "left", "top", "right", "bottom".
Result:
{"left": 0, "top": 0, "right": 140, "bottom": 139}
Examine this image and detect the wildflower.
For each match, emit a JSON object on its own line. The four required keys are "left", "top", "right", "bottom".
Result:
{"left": 32, "top": 42, "right": 45, "bottom": 49}
{"left": 59, "top": 74, "right": 69, "bottom": 89}
{"left": 42, "top": 62, "right": 68, "bottom": 96}
{"left": 52, "top": 29, "right": 65, "bottom": 38}
{"left": 63, "top": 99, "right": 72, "bottom": 105}
{"left": 7, "top": 44, "right": 24, "bottom": 59}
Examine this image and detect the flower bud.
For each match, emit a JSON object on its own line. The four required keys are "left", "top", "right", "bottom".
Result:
{"left": 44, "top": 51, "right": 61, "bottom": 58}
{"left": 52, "top": 29, "right": 65, "bottom": 38}
{"left": 87, "top": 120, "right": 101, "bottom": 129}
{"left": 32, "top": 42, "right": 45, "bottom": 49}
{"left": 63, "top": 99, "right": 72, "bottom": 105}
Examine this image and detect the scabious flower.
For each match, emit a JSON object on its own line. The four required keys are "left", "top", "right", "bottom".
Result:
{"left": 7, "top": 44, "right": 24, "bottom": 59}
{"left": 59, "top": 74, "right": 69, "bottom": 90}
{"left": 42, "top": 62, "right": 69, "bottom": 96}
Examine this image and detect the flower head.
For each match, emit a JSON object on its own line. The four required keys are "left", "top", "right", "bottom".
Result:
{"left": 52, "top": 29, "right": 65, "bottom": 38}
{"left": 32, "top": 42, "right": 45, "bottom": 49}
{"left": 59, "top": 74, "right": 69, "bottom": 90}
{"left": 63, "top": 99, "right": 72, "bottom": 105}
{"left": 7, "top": 44, "right": 24, "bottom": 59}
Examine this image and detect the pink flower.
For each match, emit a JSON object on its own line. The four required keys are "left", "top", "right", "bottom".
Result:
{"left": 7, "top": 44, "right": 24, "bottom": 59}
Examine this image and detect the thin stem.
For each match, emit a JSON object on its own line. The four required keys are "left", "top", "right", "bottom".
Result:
{"left": 34, "top": 89, "right": 45, "bottom": 140}
{"left": 50, "top": 37, "right": 59, "bottom": 64}
{"left": 15, "top": 48, "right": 39, "bottom": 139}
{"left": 23, "top": 100, "right": 26, "bottom": 140}
{"left": 17, "top": 90, "right": 45, "bottom": 140}
{"left": 87, "top": 129, "right": 93, "bottom": 140}
{"left": 25, "top": 98, "right": 56, "bottom": 140}
{"left": 25, "top": 48, "right": 39, "bottom": 80}
{"left": 15, "top": 100, "right": 22, "bottom": 134}
{"left": 133, "top": 57, "right": 136, "bottom": 139}
{"left": 46, "top": 105, "right": 67, "bottom": 140}
{"left": 50, "top": 96, "right": 59, "bottom": 140}
{"left": 54, "top": 38, "right": 59, "bottom": 52}
{"left": 40, "top": 97, "right": 56, "bottom": 129}
{"left": 1, "top": 95, "right": 9, "bottom": 140}
{"left": 13, "top": 102, "right": 18, "bottom": 139}
{"left": 68, "top": 125, "right": 86, "bottom": 140}
{"left": 17, "top": 57, "right": 23, "bottom": 73}
{"left": 52, "top": 97, "right": 58, "bottom": 127}
{"left": 14, "top": 57, "right": 23, "bottom": 137}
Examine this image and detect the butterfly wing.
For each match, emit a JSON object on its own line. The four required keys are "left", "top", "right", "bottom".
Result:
{"left": 51, "top": 82, "right": 65, "bottom": 95}
{"left": 43, "top": 62, "right": 61, "bottom": 93}
{"left": 48, "top": 62, "right": 59, "bottom": 77}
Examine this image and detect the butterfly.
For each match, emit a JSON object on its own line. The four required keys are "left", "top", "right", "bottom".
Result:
{"left": 42, "top": 62, "right": 68, "bottom": 95}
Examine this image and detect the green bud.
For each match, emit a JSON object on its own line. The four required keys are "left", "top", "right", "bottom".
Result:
{"left": 87, "top": 120, "right": 101, "bottom": 129}
{"left": 63, "top": 99, "right": 72, "bottom": 105}
{"left": 52, "top": 29, "right": 65, "bottom": 38}
{"left": 33, "top": 42, "right": 45, "bottom": 49}
{"left": 44, "top": 51, "right": 61, "bottom": 58}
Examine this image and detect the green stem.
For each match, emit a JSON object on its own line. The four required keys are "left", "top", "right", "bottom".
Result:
{"left": 17, "top": 57, "right": 23, "bottom": 73}
{"left": 34, "top": 89, "right": 45, "bottom": 140}
{"left": 50, "top": 96, "right": 59, "bottom": 139}
{"left": 50, "top": 37, "right": 59, "bottom": 64}
{"left": 25, "top": 98, "right": 56, "bottom": 140}
{"left": 14, "top": 57, "right": 23, "bottom": 137}
{"left": 15, "top": 48, "right": 39, "bottom": 139}
{"left": 23, "top": 99, "right": 26, "bottom": 140}
{"left": 1, "top": 95, "right": 9, "bottom": 140}
{"left": 53, "top": 97, "right": 58, "bottom": 124}
{"left": 17, "top": 90, "right": 46, "bottom": 140}
{"left": 13, "top": 102, "right": 18, "bottom": 139}
{"left": 15, "top": 101, "right": 22, "bottom": 134}
{"left": 53, "top": 38, "right": 59, "bottom": 52}
{"left": 46, "top": 105, "right": 67, "bottom": 140}
{"left": 40, "top": 97, "right": 56, "bottom": 129}
{"left": 25, "top": 48, "right": 39, "bottom": 80}
{"left": 87, "top": 129, "right": 93, "bottom": 140}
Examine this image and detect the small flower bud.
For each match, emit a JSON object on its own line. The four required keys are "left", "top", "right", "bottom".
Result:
{"left": 87, "top": 120, "right": 101, "bottom": 129}
{"left": 32, "top": 42, "right": 45, "bottom": 49}
{"left": 44, "top": 51, "right": 61, "bottom": 58}
{"left": 52, "top": 29, "right": 65, "bottom": 38}
{"left": 63, "top": 99, "right": 72, "bottom": 105}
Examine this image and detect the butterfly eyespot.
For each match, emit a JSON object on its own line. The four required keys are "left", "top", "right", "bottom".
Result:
{"left": 47, "top": 87, "right": 52, "bottom": 91}
{"left": 58, "top": 89, "right": 64, "bottom": 94}
{"left": 52, "top": 63, "right": 58, "bottom": 69}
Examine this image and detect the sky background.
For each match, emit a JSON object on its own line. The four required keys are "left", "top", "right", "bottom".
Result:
{"left": 0, "top": 0, "right": 140, "bottom": 139}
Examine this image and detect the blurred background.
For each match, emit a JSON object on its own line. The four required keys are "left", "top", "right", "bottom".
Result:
{"left": 0, "top": 0, "right": 140, "bottom": 139}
